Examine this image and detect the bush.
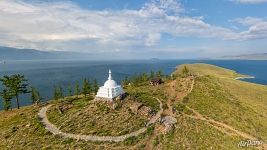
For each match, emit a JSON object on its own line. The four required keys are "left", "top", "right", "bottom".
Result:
{"left": 153, "top": 136, "right": 160, "bottom": 146}
{"left": 162, "top": 103, "right": 168, "bottom": 110}
{"left": 182, "top": 96, "right": 189, "bottom": 103}
{"left": 138, "top": 144, "right": 146, "bottom": 149}
{"left": 174, "top": 103, "right": 186, "bottom": 112}
{"left": 62, "top": 138, "right": 74, "bottom": 144}
{"left": 147, "top": 125, "right": 155, "bottom": 135}
{"left": 124, "top": 136, "right": 137, "bottom": 145}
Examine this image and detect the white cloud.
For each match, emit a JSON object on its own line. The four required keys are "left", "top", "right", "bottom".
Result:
{"left": 230, "top": 17, "right": 267, "bottom": 40}
{"left": 230, "top": 0, "right": 267, "bottom": 4}
{"left": 0, "top": 0, "right": 266, "bottom": 53}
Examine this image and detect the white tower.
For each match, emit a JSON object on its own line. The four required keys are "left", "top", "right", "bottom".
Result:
{"left": 95, "top": 69, "right": 125, "bottom": 100}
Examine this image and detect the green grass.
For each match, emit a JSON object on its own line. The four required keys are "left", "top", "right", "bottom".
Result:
{"left": 125, "top": 85, "right": 163, "bottom": 111}
{"left": 47, "top": 98, "right": 148, "bottom": 136}
{"left": 182, "top": 76, "right": 267, "bottom": 141}
{"left": 0, "top": 99, "right": 151, "bottom": 149}
{"left": 159, "top": 116, "right": 253, "bottom": 150}
{"left": 219, "top": 78, "right": 267, "bottom": 141}
{"left": 154, "top": 63, "right": 266, "bottom": 149}
{"left": 134, "top": 93, "right": 160, "bottom": 111}
{"left": 175, "top": 63, "right": 248, "bottom": 79}
{"left": 172, "top": 63, "right": 267, "bottom": 142}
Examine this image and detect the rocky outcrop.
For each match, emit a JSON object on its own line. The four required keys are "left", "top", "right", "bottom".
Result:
{"left": 160, "top": 116, "right": 177, "bottom": 134}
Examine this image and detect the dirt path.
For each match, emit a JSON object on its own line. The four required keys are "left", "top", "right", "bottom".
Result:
{"left": 182, "top": 77, "right": 259, "bottom": 139}
{"left": 144, "top": 97, "right": 165, "bottom": 150}
{"left": 38, "top": 97, "right": 163, "bottom": 142}
{"left": 165, "top": 76, "right": 195, "bottom": 116}
{"left": 167, "top": 76, "right": 256, "bottom": 140}
{"left": 144, "top": 77, "right": 196, "bottom": 149}
{"left": 178, "top": 77, "right": 266, "bottom": 149}
{"left": 183, "top": 106, "right": 267, "bottom": 149}
{"left": 184, "top": 106, "right": 256, "bottom": 140}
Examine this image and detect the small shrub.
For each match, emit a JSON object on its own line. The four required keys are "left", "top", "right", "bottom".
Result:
{"left": 138, "top": 144, "right": 146, "bottom": 149}
{"left": 174, "top": 103, "right": 186, "bottom": 112}
{"left": 153, "top": 136, "right": 160, "bottom": 146}
{"left": 147, "top": 125, "right": 154, "bottom": 135}
{"left": 114, "top": 103, "right": 122, "bottom": 111}
{"left": 97, "top": 103, "right": 110, "bottom": 112}
{"left": 124, "top": 136, "right": 137, "bottom": 145}
{"left": 182, "top": 96, "right": 189, "bottom": 103}
{"left": 11, "top": 126, "right": 18, "bottom": 133}
{"left": 62, "top": 138, "right": 74, "bottom": 144}
{"left": 162, "top": 103, "right": 168, "bottom": 110}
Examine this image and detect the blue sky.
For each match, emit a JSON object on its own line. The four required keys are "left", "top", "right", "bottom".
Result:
{"left": 0, "top": 0, "right": 267, "bottom": 59}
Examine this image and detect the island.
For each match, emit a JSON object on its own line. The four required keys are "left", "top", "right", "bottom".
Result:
{"left": 0, "top": 63, "right": 266, "bottom": 149}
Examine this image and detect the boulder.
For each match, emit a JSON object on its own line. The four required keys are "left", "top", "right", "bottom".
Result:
{"left": 160, "top": 116, "right": 177, "bottom": 134}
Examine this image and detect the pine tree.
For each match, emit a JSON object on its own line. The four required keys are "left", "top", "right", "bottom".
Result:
{"left": 31, "top": 87, "right": 40, "bottom": 104}
{"left": 142, "top": 73, "right": 148, "bottom": 81}
{"left": 75, "top": 82, "right": 80, "bottom": 98}
{"left": 122, "top": 76, "right": 129, "bottom": 87}
{"left": 93, "top": 79, "right": 99, "bottom": 95}
{"left": 53, "top": 86, "right": 60, "bottom": 100}
{"left": 150, "top": 71, "right": 155, "bottom": 79}
{"left": 82, "top": 78, "right": 90, "bottom": 97}
{"left": 182, "top": 66, "right": 189, "bottom": 76}
{"left": 0, "top": 74, "right": 29, "bottom": 109}
{"left": 59, "top": 86, "right": 64, "bottom": 98}
{"left": 68, "top": 85, "right": 72, "bottom": 96}
{"left": 156, "top": 70, "right": 163, "bottom": 78}
{"left": 0, "top": 89, "right": 12, "bottom": 111}
{"left": 88, "top": 80, "right": 91, "bottom": 94}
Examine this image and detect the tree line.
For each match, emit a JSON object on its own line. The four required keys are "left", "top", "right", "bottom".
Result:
{"left": 53, "top": 78, "right": 99, "bottom": 100}
{"left": 121, "top": 67, "right": 191, "bottom": 87}
{"left": 0, "top": 74, "right": 99, "bottom": 111}
{"left": 121, "top": 70, "right": 165, "bottom": 87}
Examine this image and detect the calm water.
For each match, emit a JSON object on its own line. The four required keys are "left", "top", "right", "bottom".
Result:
{"left": 0, "top": 59, "right": 266, "bottom": 109}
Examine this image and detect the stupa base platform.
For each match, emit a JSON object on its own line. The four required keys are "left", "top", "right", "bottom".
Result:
{"left": 94, "top": 97, "right": 113, "bottom": 101}
{"left": 94, "top": 94, "right": 125, "bottom": 101}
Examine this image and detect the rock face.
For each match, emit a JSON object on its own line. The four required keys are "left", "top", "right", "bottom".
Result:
{"left": 58, "top": 103, "right": 73, "bottom": 114}
{"left": 129, "top": 102, "right": 144, "bottom": 114}
{"left": 138, "top": 106, "right": 152, "bottom": 118}
{"left": 160, "top": 116, "right": 177, "bottom": 134}
{"left": 128, "top": 102, "right": 153, "bottom": 118}
{"left": 115, "top": 94, "right": 125, "bottom": 101}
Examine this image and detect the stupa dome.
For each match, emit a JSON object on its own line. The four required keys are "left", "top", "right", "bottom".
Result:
{"left": 104, "top": 79, "right": 117, "bottom": 88}
{"left": 104, "top": 70, "right": 117, "bottom": 87}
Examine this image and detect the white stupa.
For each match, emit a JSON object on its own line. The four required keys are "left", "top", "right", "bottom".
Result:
{"left": 95, "top": 69, "right": 125, "bottom": 101}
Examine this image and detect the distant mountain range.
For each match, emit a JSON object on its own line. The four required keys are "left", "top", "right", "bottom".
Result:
{"left": 218, "top": 53, "right": 267, "bottom": 60}
{"left": 0, "top": 46, "right": 93, "bottom": 60}
{"left": 1, "top": 46, "right": 267, "bottom": 60}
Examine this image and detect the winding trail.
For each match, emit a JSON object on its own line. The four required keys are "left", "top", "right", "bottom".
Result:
{"left": 179, "top": 76, "right": 266, "bottom": 149}
{"left": 165, "top": 76, "right": 195, "bottom": 116}
{"left": 169, "top": 76, "right": 257, "bottom": 140}
{"left": 38, "top": 97, "right": 163, "bottom": 142}
{"left": 184, "top": 106, "right": 257, "bottom": 140}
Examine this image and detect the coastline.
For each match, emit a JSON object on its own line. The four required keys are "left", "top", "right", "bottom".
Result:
{"left": 235, "top": 76, "right": 255, "bottom": 80}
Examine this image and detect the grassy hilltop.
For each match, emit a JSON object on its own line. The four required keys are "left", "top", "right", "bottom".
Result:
{"left": 0, "top": 63, "right": 267, "bottom": 150}
{"left": 163, "top": 63, "right": 267, "bottom": 149}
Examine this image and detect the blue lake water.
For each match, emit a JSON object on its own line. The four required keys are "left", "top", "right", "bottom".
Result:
{"left": 0, "top": 59, "right": 267, "bottom": 109}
